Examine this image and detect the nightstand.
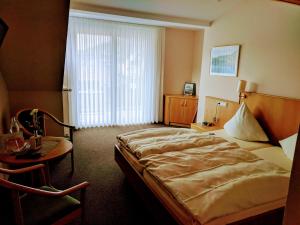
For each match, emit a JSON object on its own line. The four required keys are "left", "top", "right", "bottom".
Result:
{"left": 191, "top": 123, "right": 221, "bottom": 133}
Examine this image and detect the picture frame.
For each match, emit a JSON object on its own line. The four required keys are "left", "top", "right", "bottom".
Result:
{"left": 210, "top": 45, "right": 240, "bottom": 77}
{"left": 183, "top": 82, "right": 196, "bottom": 96}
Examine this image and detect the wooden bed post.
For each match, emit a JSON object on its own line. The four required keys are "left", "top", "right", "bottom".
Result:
{"left": 283, "top": 126, "right": 300, "bottom": 225}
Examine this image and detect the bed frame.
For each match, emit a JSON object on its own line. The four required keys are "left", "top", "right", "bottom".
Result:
{"left": 115, "top": 145, "right": 179, "bottom": 225}
{"left": 115, "top": 93, "right": 300, "bottom": 225}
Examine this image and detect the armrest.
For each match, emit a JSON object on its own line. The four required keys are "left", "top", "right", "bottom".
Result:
{"left": 0, "top": 164, "right": 45, "bottom": 175}
{"left": 0, "top": 164, "right": 47, "bottom": 185}
{"left": 0, "top": 178, "right": 89, "bottom": 197}
{"left": 43, "top": 111, "right": 75, "bottom": 129}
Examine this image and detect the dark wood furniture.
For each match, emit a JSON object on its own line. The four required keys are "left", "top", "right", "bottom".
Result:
{"left": 0, "top": 164, "right": 89, "bottom": 225}
{"left": 16, "top": 108, "right": 75, "bottom": 142}
{"left": 0, "top": 137, "right": 74, "bottom": 176}
{"left": 16, "top": 108, "right": 75, "bottom": 172}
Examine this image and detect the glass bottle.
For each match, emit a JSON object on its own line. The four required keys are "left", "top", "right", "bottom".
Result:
{"left": 7, "top": 117, "right": 24, "bottom": 153}
{"left": 9, "top": 117, "right": 20, "bottom": 134}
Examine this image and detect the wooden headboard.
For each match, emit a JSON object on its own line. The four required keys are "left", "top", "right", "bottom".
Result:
{"left": 204, "top": 93, "right": 300, "bottom": 145}
{"left": 204, "top": 96, "right": 239, "bottom": 128}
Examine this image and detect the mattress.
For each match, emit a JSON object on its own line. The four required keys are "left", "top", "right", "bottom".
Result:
{"left": 117, "top": 128, "right": 277, "bottom": 174}
{"left": 142, "top": 145, "right": 291, "bottom": 225}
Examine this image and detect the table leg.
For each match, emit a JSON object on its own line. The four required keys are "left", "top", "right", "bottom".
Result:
{"left": 44, "top": 162, "right": 51, "bottom": 185}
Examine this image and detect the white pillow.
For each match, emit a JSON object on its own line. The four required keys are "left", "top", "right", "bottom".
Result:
{"left": 224, "top": 102, "right": 269, "bottom": 142}
{"left": 279, "top": 133, "right": 298, "bottom": 160}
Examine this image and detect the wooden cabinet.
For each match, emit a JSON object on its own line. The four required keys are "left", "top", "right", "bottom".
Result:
{"left": 164, "top": 95, "right": 198, "bottom": 126}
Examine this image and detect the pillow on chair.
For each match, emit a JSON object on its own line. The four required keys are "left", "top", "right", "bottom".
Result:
{"left": 224, "top": 102, "right": 269, "bottom": 142}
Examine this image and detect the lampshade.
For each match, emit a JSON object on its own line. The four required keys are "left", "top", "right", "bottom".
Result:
{"left": 245, "top": 82, "right": 257, "bottom": 93}
{"left": 237, "top": 80, "right": 247, "bottom": 93}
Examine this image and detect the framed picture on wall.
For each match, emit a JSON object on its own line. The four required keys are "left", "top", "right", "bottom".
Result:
{"left": 210, "top": 45, "right": 240, "bottom": 77}
{"left": 183, "top": 82, "right": 196, "bottom": 96}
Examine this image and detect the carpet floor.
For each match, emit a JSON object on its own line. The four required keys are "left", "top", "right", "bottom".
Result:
{"left": 49, "top": 124, "right": 163, "bottom": 225}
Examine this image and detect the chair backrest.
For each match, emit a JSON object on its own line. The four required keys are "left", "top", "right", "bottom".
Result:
{"left": 16, "top": 109, "right": 46, "bottom": 138}
{"left": 16, "top": 108, "right": 74, "bottom": 142}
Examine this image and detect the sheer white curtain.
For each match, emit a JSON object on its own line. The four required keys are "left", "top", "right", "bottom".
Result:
{"left": 64, "top": 16, "right": 164, "bottom": 128}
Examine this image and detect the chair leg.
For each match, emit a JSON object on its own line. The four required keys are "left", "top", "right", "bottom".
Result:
{"left": 80, "top": 188, "right": 86, "bottom": 225}
{"left": 71, "top": 149, "right": 75, "bottom": 174}
{"left": 81, "top": 209, "right": 85, "bottom": 225}
{"left": 43, "top": 162, "right": 52, "bottom": 185}
{"left": 11, "top": 191, "right": 24, "bottom": 225}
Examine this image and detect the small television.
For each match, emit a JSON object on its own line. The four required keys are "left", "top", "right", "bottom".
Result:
{"left": 0, "top": 18, "right": 8, "bottom": 47}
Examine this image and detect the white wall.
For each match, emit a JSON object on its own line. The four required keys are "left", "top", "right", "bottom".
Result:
{"left": 192, "top": 31, "right": 204, "bottom": 89}
{"left": 164, "top": 28, "right": 194, "bottom": 95}
{"left": 164, "top": 28, "right": 204, "bottom": 95}
{"left": 197, "top": 0, "right": 300, "bottom": 121}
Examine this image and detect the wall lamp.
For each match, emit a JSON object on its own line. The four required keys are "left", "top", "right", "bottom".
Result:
{"left": 237, "top": 80, "right": 257, "bottom": 104}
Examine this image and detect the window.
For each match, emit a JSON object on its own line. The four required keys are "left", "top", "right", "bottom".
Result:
{"left": 64, "top": 17, "right": 164, "bottom": 128}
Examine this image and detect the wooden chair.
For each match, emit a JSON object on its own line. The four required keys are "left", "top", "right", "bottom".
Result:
{"left": 15, "top": 108, "right": 75, "bottom": 142}
{"left": 16, "top": 108, "right": 76, "bottom": 172}
{"left": 0, "top": 164, "right": 89, "bottom": 225}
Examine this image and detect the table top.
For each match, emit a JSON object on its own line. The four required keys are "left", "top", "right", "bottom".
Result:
{"left": 0, "top": 136, "right": 73, "bottom": 165}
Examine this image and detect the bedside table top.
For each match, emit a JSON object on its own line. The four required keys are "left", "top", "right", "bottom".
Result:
{"left": 191, "top": 123, "right": 222, "bottom": 132}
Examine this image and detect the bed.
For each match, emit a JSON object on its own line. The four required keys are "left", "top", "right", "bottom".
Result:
{"left": 115, "top": 93, "right": 300, "bottom": 225}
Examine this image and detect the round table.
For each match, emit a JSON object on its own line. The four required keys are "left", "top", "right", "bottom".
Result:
{"left": 0, "top": 136, "right": 73, "bottom": 183}
{"left": 0, "top": 136, "right": 72, "bottom": 164}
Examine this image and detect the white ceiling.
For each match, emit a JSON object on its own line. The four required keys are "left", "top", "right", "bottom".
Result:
{"left": 71, "top": 0, "right": 244, "bottom": 22}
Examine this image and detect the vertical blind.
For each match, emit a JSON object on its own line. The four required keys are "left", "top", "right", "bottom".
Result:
{"left": 64, "top": 16, "right": 164, "bottom": 128}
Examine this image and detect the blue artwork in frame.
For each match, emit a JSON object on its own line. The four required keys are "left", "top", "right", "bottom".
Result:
{"left": 210, "top": 45, "right": 240, "bottom": 77}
